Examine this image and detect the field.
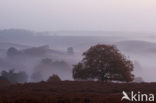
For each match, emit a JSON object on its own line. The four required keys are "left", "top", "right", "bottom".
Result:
{"left": 0, "top": 81, "right": 156, "bottom": 103}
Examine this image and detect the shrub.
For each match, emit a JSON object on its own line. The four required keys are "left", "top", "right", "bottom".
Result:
{"left": 47, "top": 74, "right": 61, "bottom": 82}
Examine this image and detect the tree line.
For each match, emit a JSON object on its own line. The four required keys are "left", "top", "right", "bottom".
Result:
{"left": 0, "top": 44, "right": 134, "bottom": 84}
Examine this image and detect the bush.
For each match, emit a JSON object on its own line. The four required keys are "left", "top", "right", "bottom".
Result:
{"left": 47, "top": 74, "right": 61, "bottom": 82}
{"left": 7, "top": 47, "right": 19, "bottom": 57}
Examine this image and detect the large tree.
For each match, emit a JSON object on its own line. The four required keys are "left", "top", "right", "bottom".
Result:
{"left": 73, "top": 44, "right": 134, "bottom": 82}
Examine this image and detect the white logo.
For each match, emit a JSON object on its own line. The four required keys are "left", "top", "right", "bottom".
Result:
{"left": 121, "top": 91, "right": 130, "bottom": 101}
{"left": 121, "top": 91, "right": 154, "bottom": 102}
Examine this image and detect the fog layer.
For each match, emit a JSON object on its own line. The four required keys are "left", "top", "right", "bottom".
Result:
{"left": 0, "top": 29, "right": 156, "bottom": 82}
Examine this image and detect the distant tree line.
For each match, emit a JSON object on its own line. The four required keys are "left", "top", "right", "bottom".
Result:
{"left": 3, "top": 44, "right": 136, "bottom": 83}
{"left": 0, "top": 69, "right": 28, "bottom": 83}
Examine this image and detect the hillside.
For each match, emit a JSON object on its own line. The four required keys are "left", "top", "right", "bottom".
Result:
{"left": 0, "top": 81, "right": 156, "bottom": 103}
{"left": 0, "top": 42, "right": 30, "bottom": 50}
{"left": 116, "top": 40, "right": 156, "bottom": 54}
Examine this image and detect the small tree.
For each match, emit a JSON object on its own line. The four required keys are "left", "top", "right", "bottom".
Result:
{"left": 67, "top": 47, "right": 74, "bottom": 54}
{"left": 47, "top": 74, "right": 61, "bottom": 82}
{"left": 73, "top": 44, "right": 134, "bottom": 82}
{"left": 7, "top": 47, "right": 19, "bottom": 57}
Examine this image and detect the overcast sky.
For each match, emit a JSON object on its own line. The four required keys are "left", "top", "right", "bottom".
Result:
{"left": 0, "top": 0, "right": 156, "bottom": 32}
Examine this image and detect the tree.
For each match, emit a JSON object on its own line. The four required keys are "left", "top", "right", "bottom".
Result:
{"left": 67, "top": 47, "right": 74, "bottom": 54}
{"left": 47, "top": 74, "right": 61, "bottom": 82}
{"left": 41, "top": 58, "right": 53, "bottom": 64}
{"left": 0, "top": 69, "right": 28, "bottom": 83}
{"left": 73, "top": 44, "right": 134, "bottom": 82}
{"left": 7, "top": 47, "right": 19, "bottom": 57}
{"left": 0, "top": 76, "right": 10, "bottom": 86}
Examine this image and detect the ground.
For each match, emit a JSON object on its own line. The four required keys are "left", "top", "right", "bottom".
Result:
{"left": 0, "top": 81, "right": 156, "bottom": 103}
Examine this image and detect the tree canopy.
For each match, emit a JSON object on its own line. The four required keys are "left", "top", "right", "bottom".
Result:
{"left": 73, "top": 44, "right": 134, "bottom": 82}
{"left": 7, "top": 47, "right": 19, "bottom": 57}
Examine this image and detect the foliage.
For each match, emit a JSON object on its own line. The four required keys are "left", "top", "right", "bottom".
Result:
{"left": 31, "top": 58, "right": 68, "bottom": 82}
{"left": 47, "top": 74, "right": 61, "bottom": 82}
{"left": 23, "top": 45, "right": 49, "bottom": 56}
{"left": 41, "top": 58, "right": 53, "bottom": 64}
{"left": 0, "top": 76, "right": 10, "bottom": 86}
{"left": 7, "top": 47, "right": 19, "bottom": 57}
{"left": 0, "top": 69, "right": 28, "bottom": 83}
{"left": 67, "top": 47, "right": 74, "bottom": 54}
{"left": 73, "top": 44, "right": 134, "bottom": 82}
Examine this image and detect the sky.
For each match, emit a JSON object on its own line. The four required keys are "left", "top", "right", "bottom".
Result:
{"left": 0, "top": 0, "right": 156, "bottom": 32}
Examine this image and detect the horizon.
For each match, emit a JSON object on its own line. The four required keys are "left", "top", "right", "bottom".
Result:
{"left": 1, "top": 28, "right": 156, "bottom": 36}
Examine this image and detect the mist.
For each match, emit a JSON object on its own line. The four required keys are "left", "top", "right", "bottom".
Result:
{"left": 0, "top": 29, "right": 155, "bottom": 82}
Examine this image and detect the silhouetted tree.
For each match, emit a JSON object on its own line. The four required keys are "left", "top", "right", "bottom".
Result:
{"left": 41, "top": 58, "right": 53, "bottom": 64}
{"left": 73, "top": 44, "right": 134, "bottom": 82}
{"left": 7, "top": 47, "right": 19, "bottom": 57}
{"left": 47, "top": 74, "right": 61, "bottom": 82}
{"left": 37, "top": 58, "right": 69, "bottom": 70}
{"left": 0, "top": 69, "right": 28, "bottom": 83}
{"left": 31, "top": 58, "right": 68, "bottom": 82}
{"left": 67, "top": 47, "right": 74, "bottom": 54}
{"left": 23, "top": 45, "right": 49, "bottom": 56}
{"left": 0, "top": 76, "right": 10, "bottom": 86}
